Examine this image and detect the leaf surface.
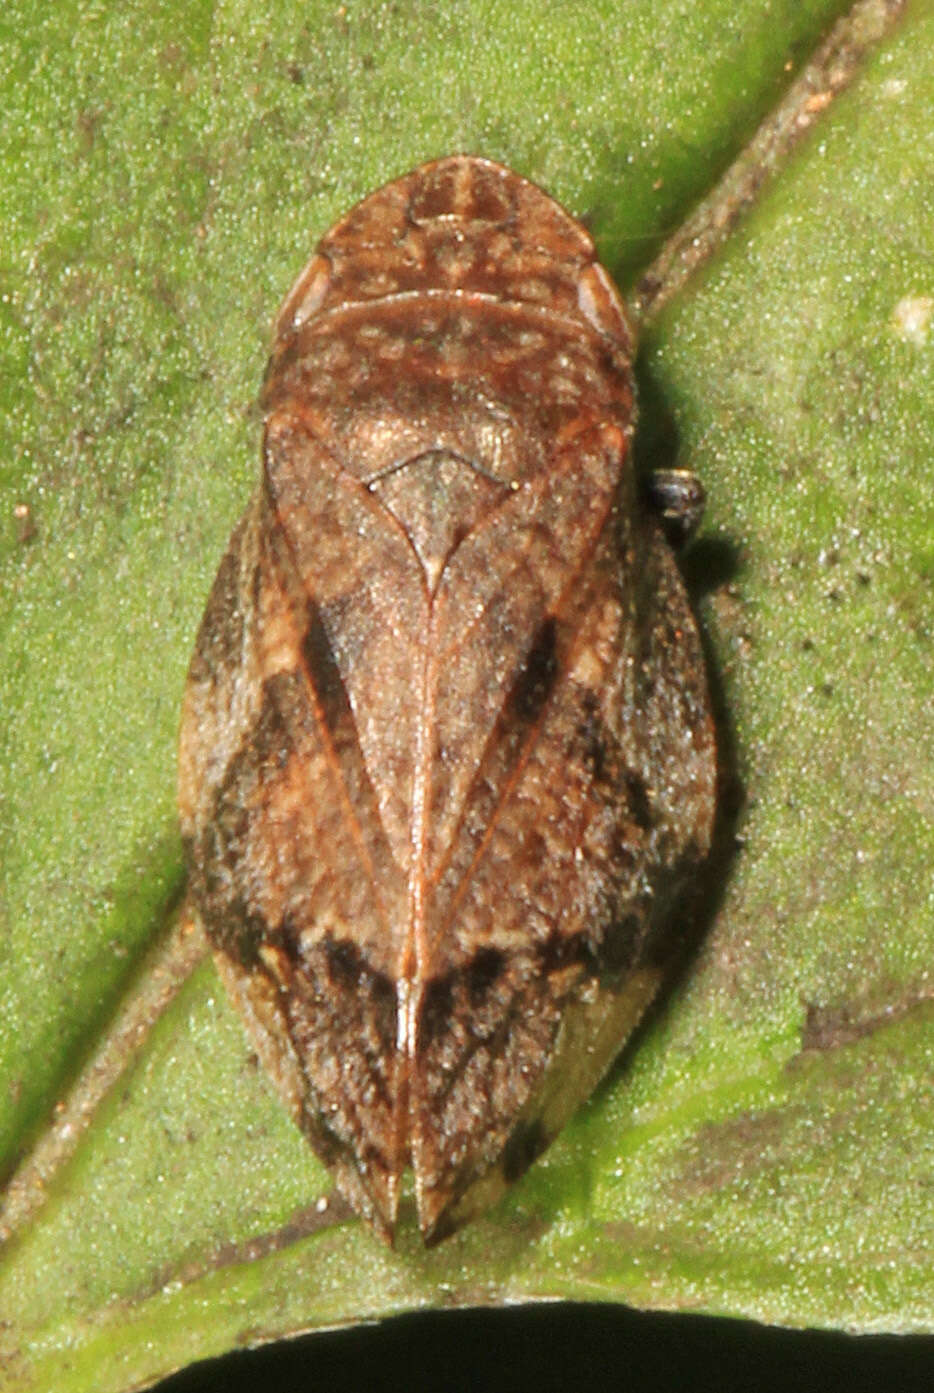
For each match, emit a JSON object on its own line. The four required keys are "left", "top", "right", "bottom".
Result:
{"left": 1, "top": 1, "right": 932, "bottom": 1389}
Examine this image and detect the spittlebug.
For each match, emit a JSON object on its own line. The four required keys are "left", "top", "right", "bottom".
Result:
{"left": 178, "top": 156, "right": 716, "bottom": 1244}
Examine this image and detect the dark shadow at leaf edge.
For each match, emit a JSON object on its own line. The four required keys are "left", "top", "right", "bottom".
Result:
{"left": 154, "top": 1303, "right": 934, "bottom": 1393}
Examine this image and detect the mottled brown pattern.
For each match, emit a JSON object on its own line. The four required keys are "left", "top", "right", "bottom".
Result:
{"left": 178, "top": 156, "right": 716, "bottom": 1244}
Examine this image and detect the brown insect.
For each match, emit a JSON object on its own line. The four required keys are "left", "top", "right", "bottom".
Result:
{"left": 178, "top": 156, "right": 716, "bottom": 1245}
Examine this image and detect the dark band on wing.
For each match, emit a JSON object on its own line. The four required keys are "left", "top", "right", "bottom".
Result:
{"left": 282, "top": 934, "right": 399, "bottom": 1115}
{"left": 301, "top": 600, "right": 351, "bottom": 739}
{"left": 293, "top": 596, "right": 404, "bottom": 908}
{"left": 417, "top": 945, "right": 508, "bottom": 1057}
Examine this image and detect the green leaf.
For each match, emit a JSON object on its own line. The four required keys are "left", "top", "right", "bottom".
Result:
{"left": 2, "top": 0, "right": 932, "bottom": 1388}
